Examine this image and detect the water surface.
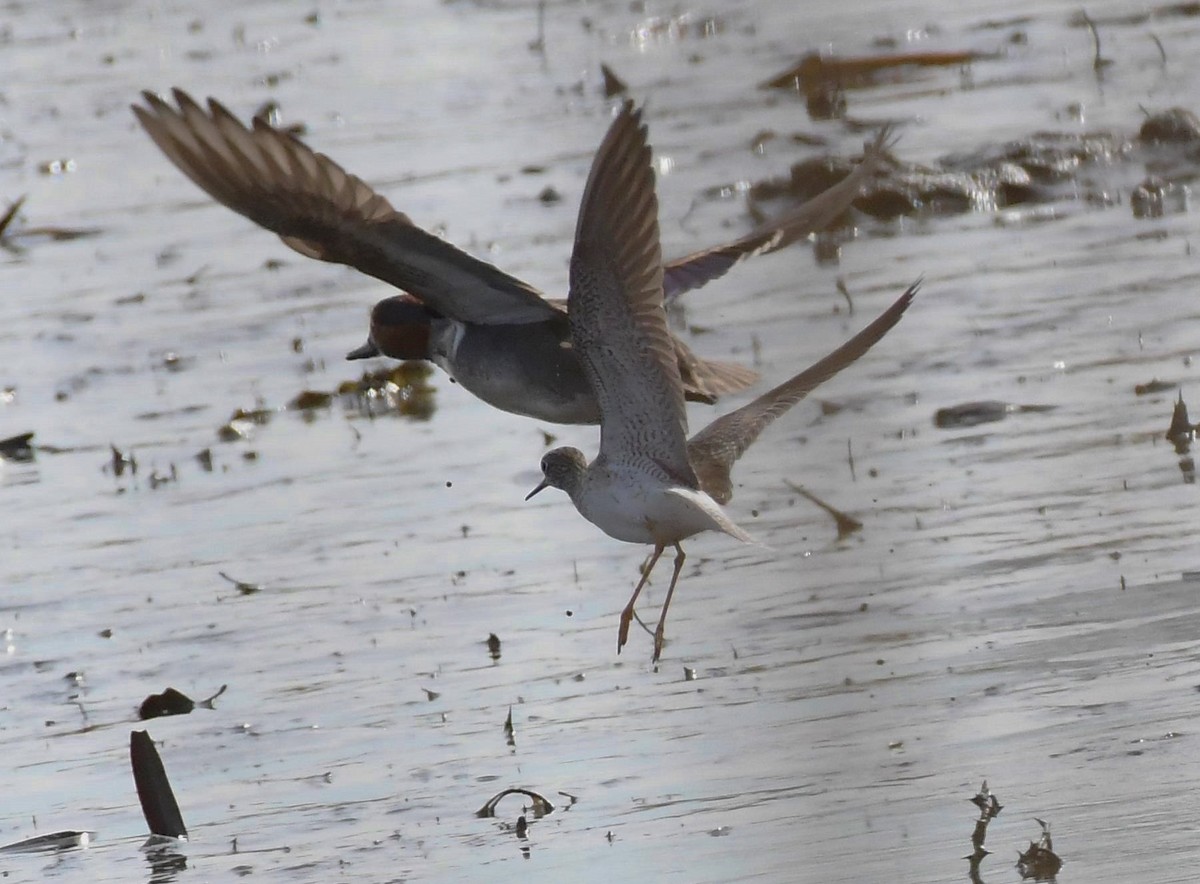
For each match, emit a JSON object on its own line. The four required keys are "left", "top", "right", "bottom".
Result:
{"left": 3, "top": 0, "right": 1200, "bottom": 881}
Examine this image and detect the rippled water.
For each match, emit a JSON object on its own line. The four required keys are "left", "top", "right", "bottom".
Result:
{"left": 4, "top": 0, "right": 1200, "bottom": 881}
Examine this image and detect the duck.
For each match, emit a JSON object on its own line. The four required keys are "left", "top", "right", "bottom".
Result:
{"left": 134, "top": 88, "right": 890, "bottom": 424}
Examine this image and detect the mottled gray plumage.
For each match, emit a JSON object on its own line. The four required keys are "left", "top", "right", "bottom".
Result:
{"left": 529, "top": 102, "right": 916, "bottom": 660}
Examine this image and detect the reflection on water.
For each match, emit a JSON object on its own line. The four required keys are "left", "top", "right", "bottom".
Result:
{"left": 4, "top": 0, "right": 1200, "bottom": 882}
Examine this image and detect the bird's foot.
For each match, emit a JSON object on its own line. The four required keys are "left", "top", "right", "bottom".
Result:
{"left": 651, "top": 623, "right": 666, "bottom": 663}
{"left": 617, "top": 604, "right": 635, "bottom": 654}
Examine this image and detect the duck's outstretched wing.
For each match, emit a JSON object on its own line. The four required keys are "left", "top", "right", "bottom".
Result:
{"left": 134, "top": 89, "right": 558, "bottom": 325}
{"left": 663, "top": 126, "right": 895, "bottom": 301}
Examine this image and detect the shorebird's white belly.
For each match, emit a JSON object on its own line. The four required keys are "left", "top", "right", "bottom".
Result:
{"left": 578, "top": 463, "right": 734, "bottom": 546}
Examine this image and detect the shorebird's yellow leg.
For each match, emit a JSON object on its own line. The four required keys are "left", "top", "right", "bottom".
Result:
{"left": 619, "top": 544, "right": 664, "bottom": 653}
{"left": 651, "top": 544, "right": 687, "bottom": 663}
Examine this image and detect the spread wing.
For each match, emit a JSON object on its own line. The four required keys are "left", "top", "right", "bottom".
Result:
{"left": 133, "top": 89, "right": 559, "bottom": 325}
{"left": 688, "top": 279, "right": 918, "bottom": 504}
{"left": 663, "top": 126, "right": 895, "bottom": 301}
{"left": 568, "top": 102, "right": 696, "bottom": 485}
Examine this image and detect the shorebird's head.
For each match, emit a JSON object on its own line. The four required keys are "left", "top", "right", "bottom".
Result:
{"left": 526, "top": 447, "right": 588, "bottom": 500}
{"left": 346, "top": 295, "right": 435, "bottom": 361}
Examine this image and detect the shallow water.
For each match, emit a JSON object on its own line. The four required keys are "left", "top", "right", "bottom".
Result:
{"left": 4, "top": 0, "right": 1200, "bottom": 881}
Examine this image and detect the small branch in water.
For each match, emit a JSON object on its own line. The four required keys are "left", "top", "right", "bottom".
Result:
{"left": 784, "top": 481, "right": 863, "bottom": 539}
{"left": 1080, "top": 9, "right": 1112, "bottom": 73}
{"left": 199, "top": 684, "right": 228, "bottom": 709}
{"left": 218, "top": 571, "right": 262, "bottom": 594}
{"left": 0, "top": 195, "right": 26, "bottom": 237}
{"left": 528, "top": 0, "right": 545, "bottom": 53}
{"left": 1150, "top": 33, "right": 1167, "bottom": 69}
{"left": 476, "top": 788, "right": 555, "bottom": 819}
{"left": 836, "top": 277, "right": 855, "bottom": 316}
{"left": 846, "top": 438, "right": 857, "bottom": 482}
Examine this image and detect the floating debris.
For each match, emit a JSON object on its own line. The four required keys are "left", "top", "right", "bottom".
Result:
{"left": 1078, "top": 8, "right": 1114, "bottom": 73}
{"left": 0, "top": 195, "right": 24, "bottom": 237}
{"left": 0, "top": 431, "right": 34, "bottom": 463}
{"left": 39, "top": 158, "right": 77, "bottom": 175}
{"left": 746, "top": 109, "right": 1198, "bottom": 228}
{"left": 338, "top": 363, "right": 436, "bottom": 421}
{"left": 600, "top": 62, "right": 627, "bottom": 97}
{"left": 288, "top": 389, "right": 333, "bottom": 411}
{"left": 1017, "top": 818, "right": 1063, "bottom": 880}
{"left": 216, "top": 404, "right": 273, "bottom": 441}
{"left": 1135, "top": 378, "right": 1176, "bottom": 396}
{"left": 218, "top": 571, "right": 262, "bottom": 594}
{"left": 0, "top": 830, "right": 94, "bottom": 853}
{"left": 196, "top": 448, "right": 214, "bottom": 472}
{"left": 504, "top": 706, "right": 515, "bottom": 747}
{"left": 762, "top": 49, "right": 985, "bottom": 92}
{"left": 1166, "top": 391, "right": 1194, "bottom": 454}
{"left": 108, "top": 444, "right": 138, "bottom": 477}
{"left": 475, "top": 788, "right": 555, "bottom": 819}
{"left": 138, "top": 688, "right": 194, "bottom": 720}
{"left": 762, "top": 49, "right": 984, "bottom": 119}
{"left": 1131, "top": 176, "right": 1169, "bottom": 218}
{"left": 147, "top": 465, "right": 178, "bottom": 490}
{"left": 139, "top": 684, "right": 226, "bottom": 720}
{"left": 934, "top": 401, "right": 1056, "bottom": 429}
{"left": 964, "top": 781, "right": 1003, "bottom": 881}
{"left": 130, "top": 730, "right": 188, "bottom": 840}
{"left": 252, "top": 100, "right": 307, "bottom": 137}
{"left": 784, "top": 481, "right": 863, "bottom": 539}
{"left": 631, "top": 11, "right": 723, "bottom": 45}
{"left": 1138, "top": 106, "right": 1200, "bottom": 144}
{"left": 0, "top": 194, "right": 100, "bottom": 247}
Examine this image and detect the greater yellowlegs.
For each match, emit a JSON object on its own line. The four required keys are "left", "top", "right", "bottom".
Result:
{"left": 526, "top": 102, "right": 916, "bottom": 660}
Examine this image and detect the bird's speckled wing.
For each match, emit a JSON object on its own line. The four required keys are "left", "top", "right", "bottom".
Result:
{"left": 688, "top": 279, "right": 919, "bottom": 504}
{"left": 569, "top": 102, "right": 696, "bottom": 485}
{"left": 663, "top": 126, "right": 895, "bottom": 302}
{"left": 134, "top": 89, "right": 559, "bottom": 326}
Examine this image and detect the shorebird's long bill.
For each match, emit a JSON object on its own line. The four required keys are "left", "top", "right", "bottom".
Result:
{"left": 525, "top": 479, "right": 550, "bottom": 501}
{"left": 346, "top": 340, "right": 380, "bottom": 360}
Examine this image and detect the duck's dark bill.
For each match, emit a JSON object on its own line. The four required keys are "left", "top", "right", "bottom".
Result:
{"left": 346, "top": 340, "right": 381, "bottom": 360}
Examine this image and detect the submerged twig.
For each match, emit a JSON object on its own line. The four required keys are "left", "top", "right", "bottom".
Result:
{"left": 964, "top": 780, "right": 1002, "bottom": 882}
{"left": 1080, "top": 9, "right": 1112, "bottom": 73}
{"left": 528, "top": 0, "right": 545, "bottom": 53}
{"left": 475, "top": 788, "right": 555, "bottom": 819}
{"left": 1150, "top": 33, "right": 1167, "bottom": 69}
{"left": 783, "top": 481, "right": 863, "bottom": 539}
{"left": 0, "top": 195, "right": 26, "bottom": 237}
{"left": 835, "top": 278, "right": 855, "bottom": 316}
{"left": 218, "top": 570, "right": 262, "bottom": 594}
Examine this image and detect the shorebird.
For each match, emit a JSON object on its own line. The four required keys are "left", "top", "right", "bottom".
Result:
{"left": 525, "top": 102, "right": 917, "bottom": 660}
{"left": 133, "top": 89, "right": 890, "bottom": 424}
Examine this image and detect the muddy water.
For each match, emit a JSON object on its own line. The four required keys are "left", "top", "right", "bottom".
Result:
{"left": 3, "top": 0, "right": 1200, "bottom": 881}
